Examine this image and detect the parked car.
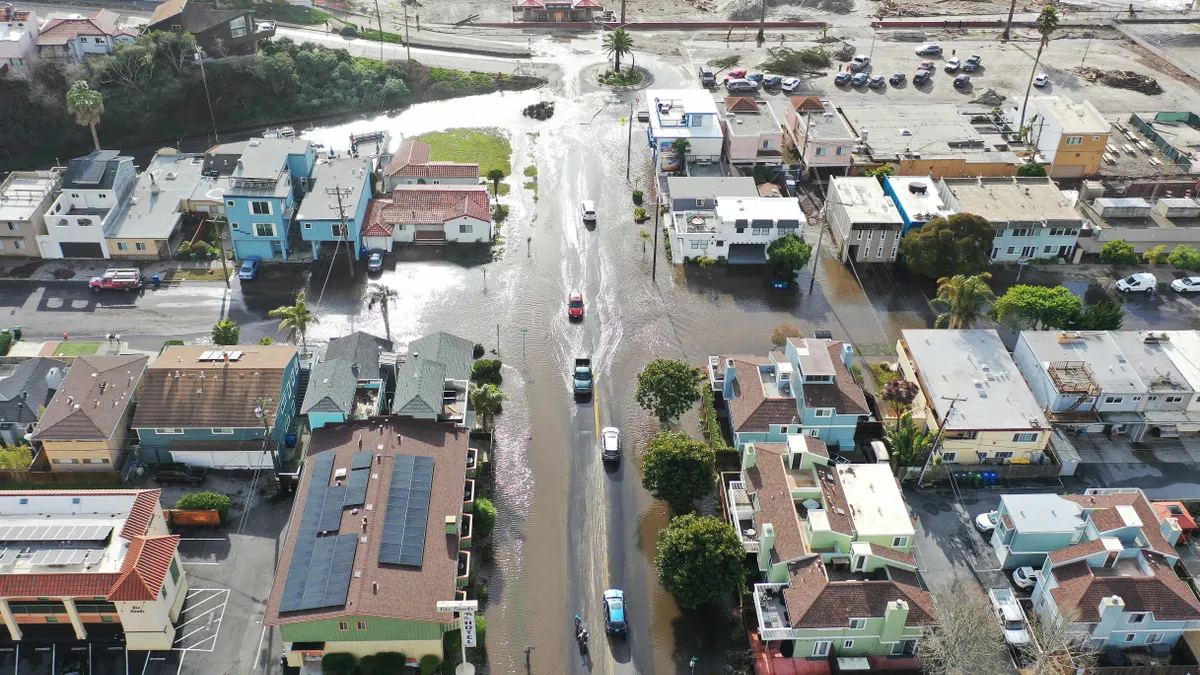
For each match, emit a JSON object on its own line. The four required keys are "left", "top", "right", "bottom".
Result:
{"left": 600, "top": 426, "right": 621, "bottom": 462}
{"left": 698, "top": 67, "right": 716, "bottom": 87}
{"left": 953, "top": 74, "right": 971, "bottom": 89}
{"left": 851, "top": 72, "right": 869, "bottom": 87}
{"left": 944, "top": 57, "right": 961, "bottom": 72}
{"left": 568, "top": 290, "right": 584, "bottom": 320}
{"left": 1033, "top": 73, "right": 1050, "bottom": 87}
{"left": 888, "top": 72, "right": 906, "bottom": 85}
{"left": 868, "top": 75, "right": 886, "bottom": 89}
{"left": 1171, "top": 276, "right": 1200, "bottom": 293}
{"left": 154, "top": 463, "right": 207, "bottom": 487}
{"left": 917, "top": 60, "right": 935, "bottom": 71}
{"left": 988, "top": 588, "right": 1031, "bottom": 646}
{"left": 761, "top": 74, "right": 782, "bottom": 89}
{"left": 1012, "top": 566, "right": 1042, "bottom": 589}
{"left": 725, "top": 78, "right": 759, "bottom": 93}
{"left": 834, "top": 72, "right": 852, "bottom": 86}
{"left": 781, "top": 76, "right": 802, "bottom": 93}
{"left": 366, "top": 250, "right": 385, "bottom": 273}
{"left": 255, "top": 20, "right": 275, "bottom": 32}
{"left": 1117, "top": 272, "right": 1157, "bottom": 295}
{"left": 975, "top": 511, "right": 998, "bottom": 534}
{"left": 603, "top": 589, "right": 628, "bottom": 636}
{"left": 913, "top": 70, "right": 931, "bottom": 86}
{"left": 915, "top": 43, "right": 943, "bottom": 55}
{"left": 581, "top": 200, "right": 597, "bottom": 222}
{"left": 963, "top": 54, "right": 982, "bottom": 71}
{"left": 723, "top": 68, "right": 748, "bottom": 82}
{"left": 849, "top": 55, "right": 871, "bottom": 72}
{"left": 746, "top": 72, "right": 765, "bottom": 84}
{"left": 234, "top": 256, "right": 259, "bottom": 281}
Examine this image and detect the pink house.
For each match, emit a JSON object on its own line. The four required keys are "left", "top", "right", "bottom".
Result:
{"left": 512, "top": 0, "right": 602, "bottom": 22}
{"left": 717, "top": 96, "right": 784, "bottom": 167}
{"left": 785, "top": 97, "right": 855, "bottom": 171}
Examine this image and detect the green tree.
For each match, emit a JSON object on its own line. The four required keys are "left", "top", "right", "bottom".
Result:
{"left": 1169, "top": 244, "right": 1200, "bottom": 271}
{"left": 366, "top": 283, "right": 398, "bottom": 340}
{"left": 1144, "top": 244, "right": 1171, "bottom": 266}
{"left": 766, "top": 233, "right": 813, "bottom": 277}
{"left": 1099, "top": 239, "right": 1139, "bottom": 266}
{"left": 899, "top": 213, "right": 994, "bottom": 280}
{"left": 258, "top": 336, "right": 275, "bottom": 345}
{"left": 641, "top": 431, "right": 716, "bottom": 512}
{"left": 211, "top": 318, "right": 240, "bottom": 346}
{"left": 1017, "top": 8, "right": 1061, "bottom": 137}
{"left": 638, "top": 228, "right": 651, "bottom": 255}
{"left": 66, "top": 80, "right": 104, "bottom": 152}
{"left": 486, "top": 168, "right": 505, "bottom": 196}
{"left": 758, "top": 46, "right": 831, "bottom": 76}
{"left": 934, "top": 273, "right": 995, "bottom": 329}
{"left": 655, "top": 513, "right": 744, "bottom": 608}
{"left": 670, "top": 138, "right": 691, "bottom": 175}
{"left": 882, "top": 379, "right": 920, "bottom": 430}
{"left": 1072, "top": 297, "right": 1124, "bottom": 330}
{"left": 268, "top": 289, "right": 318, "bottom": 350}
{"left": 469, "top": 383, "right": 506, "bottom": 432}
{"left": 1016, "top": 163, "right": 1048, "bottom": 177}
{"left": 991, "top": 284, "right": 1082, "bottom": 330}
{"left": 138, "top": 30, "right": 198, "bottom": 75}
{"left": 602, "top": 28, "right": 634, "bottom": 72}
{"left": 473, "top": 496, "right": 497, "bottom": 538}
{"left": 865, "top": 163, "right": 897, "bottom": 179}
{"left": 888, "top": 413, "right": 933, "bottom": 467}
{"left": 635, "top": 358, "right": 699, "bottom": 424}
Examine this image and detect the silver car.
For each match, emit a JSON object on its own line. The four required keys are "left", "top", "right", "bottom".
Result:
{"left": 601, "top": 427, "right": 621, "bottom": 463}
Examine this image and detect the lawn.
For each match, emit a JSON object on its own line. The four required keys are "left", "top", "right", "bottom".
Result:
{"left": 54, "top": 342, "right": 101, "bottom": 356}
{"left": 414, "top": 128, "right": 512, "bottom": 177}
{"left": 869, "top": 362, "right": 896, "bottom": 392}
{"left": 165, "top": 268, "right": 230, "bottom": 282}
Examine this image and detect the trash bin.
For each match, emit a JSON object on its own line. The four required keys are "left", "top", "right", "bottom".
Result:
{"left": 11, "top": 326, "right": 20, "bottom": 341}
{"left": 286, "top": 434, "right": 297, "bottom": 449}
{"left": 151, "top": 274, "right": 161, "bottom": 288}
{"left": 982, "top": 471, "right": 998, "bottom": 486}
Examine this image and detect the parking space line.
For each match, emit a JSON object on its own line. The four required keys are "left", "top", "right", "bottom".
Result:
{"left": 181, "top": 561, "right": 220, "bottom": 565}
{"left": 181, "top": 590, "right": 224, "bottom": 612}
{"left": 253, "top": 624, "right": 268, "bottom": 671}
{"left": 174, "top": 597, "right": 225, "bottom": 630}
{"left": 175, "top": 651, "right": 186, "bottom": 675}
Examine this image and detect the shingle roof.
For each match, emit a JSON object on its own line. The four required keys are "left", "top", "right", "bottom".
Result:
{"left": 816, "top": 463, "right": 854, "bottom": 535}
{"left": 37, "top": 9, "right": 126, "bottom": 45}
{"left": 781, "top": 557, "right": 936, "bottom": 629}
{"left": 325, "top": 332, "right": 392, "bottom": 376}
{"left": 726, "top": 356, "right": 799, "bottom": 433}
{"left": 381, "top": 186, "right": 491, "bottom": 226}
{"left": 801, "top": 341, "right": 869, "bottom": 416}
{"left": 392, "top": 332, "right": 473, "bottom": 417}
{"left": 0, "top": 358, "right": 67, "bottom": 426}
{"left": 31, "top": 355, "right": 147, "bottom": 442}
{"left": 150, "top": 0, "right": 247, "bottom": 35}
{"left": 1047, "top": 538, "right": 1108, "bottom": 565}
{"left": 790, "top": 96, "right": 826, "bottom": 113}
{"left": 408, "top": 332, "right": 473, "bottom": 381}
{"left": 867, "top": 544, "right": 917, "bottom": 568}
{"left": 743, "top": 443, "right": 805, "bottom": 562}
{"left": 1049, "top": 551, "right": 1200, "bottom": 622}
{"left": 120, "top": 490, "right": 162, "bottom": 541}
{"left": 107, "top": 535, "right": 180, "bottom": 602}
{"left": 1065, "top": 493, "right": 1175, "bottom": 558}
{"left": 301, "top": 360, "right": 357, "bottom": 415}
{"left": 383, "top": 140, "right": 479, "bottom": 180}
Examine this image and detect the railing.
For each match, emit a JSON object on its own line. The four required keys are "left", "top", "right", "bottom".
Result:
{"left": 759, "top": 627, "right": 803, "bottom": 641}
{"left": 744, "top": 540, "right": 761, "bottom": 553}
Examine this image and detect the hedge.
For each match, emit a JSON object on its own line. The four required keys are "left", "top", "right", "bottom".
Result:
{"left": 473, "top": 497, "right": 496, "bottom": 538}
{"left": 0, "top": 445, "right": 32, "bottom": 470}
{"left": 471, "top": 359, "right": 503, "bottom": 386}
{"left": 375, "top": 652, "right": 406, "bottom": 672}
{"left": 175, "top": 491, "right": 232, "bottom": 517}
{"left": 321, "top": 652, "right": 356, "bottom": 675}
{"left": 700, "top": 386, "right": 734, "bottom": 457}
{"left": 419, "top": 654, "right": 441, "bottom": 675}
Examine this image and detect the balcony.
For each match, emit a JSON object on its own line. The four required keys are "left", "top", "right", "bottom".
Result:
{"left": 463, "top": 478, "right": 475, "bottom": 513}
{"left": 466, "top": 447, "right": 479, "bottom": 479}
{"left": 457, "top": 550, "right": 471, "bottom": 589}
{"left": 725, "top": 476, "right": 761, "bottom": 553}
{"left": 753, "top": 583, "right": 800, "bottom": 641}
{"left": 460, "top": 513, "right": 473, "bottom": 551}
{"left": 708, "top": 356, "right": 725, "bottom": 392}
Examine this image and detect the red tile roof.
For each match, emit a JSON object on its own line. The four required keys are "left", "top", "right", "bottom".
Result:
{"left": 781, "top": 557, "right": 936, "bottom": 629}
{"left": 384, "top": 140, "right": 479, "bottom": 179}
{"left": 514, "top": 0, "right": 544, "bottom": 5}
{"left": 573, "top": 0, "right": 602, "bottom": 6}
{"left": 790, "top": 96, "right": 826, "bottom": 113}
{"left": 725, "top": 96, "right": 760, "bottom": 113}
{"left": 381, "top": 185, "right": 491, "bottom": 226}
{"left": 37, "top": 9, "right": 125, "bottom": 46}
{"left": 1049, "top": 551, "right": 1200, "bottom": 622}
{"left": 120, "top": 489, "right": 162, "bottom": 541}
{"left": 361, "top": 199, "right": 394, "bottom": 237}
{"left": 107, "top": 535, "right": 180, "bottom": 602}
{"left": 0, "top": 573, "right": 121, "bottom": 598}
{"left": 1153, "top": 501, "right": 1198, "bottom": 533}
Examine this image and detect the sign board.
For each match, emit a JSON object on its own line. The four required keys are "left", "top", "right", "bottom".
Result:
{"left": 461, "top": 610, "right": 477, "bottom": 648}
{"left": 436, "top": 600, "right": 479, "bottom": 613}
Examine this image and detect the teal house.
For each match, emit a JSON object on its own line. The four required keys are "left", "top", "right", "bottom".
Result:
{"left": 297, "top": 156, "right": 374, "bottom": 260}
{"left": 302, "top": 332, "right": 394, "bottom": 430}
{"left": 132, "top": 345, "right": 301, "bottom": 469}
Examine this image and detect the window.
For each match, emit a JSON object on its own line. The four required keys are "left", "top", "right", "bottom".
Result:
{"left": 254, "top": 223, "right": 275, "bottom": 237}
{"left": 995, "top": 451, "right": 1015, "bottom": 460}
{"left": 891, "top": 245, "right": 898, "bottom": 260}
{"left": 1166, "top": 396, "right": 1184, "bottom": 403}
{"left": 1012, "top": 433, "right": 1038, "bottom": 443}
{"left": 892, "top": 536, "right": 909, "bottom": 548}
{"left": 695, "top": 199, "right": 704, "bottom": 207}
{"left": 848, "top": 618, "right": 867, "bottom": 630}
{"left": 700, "top": 241, "right": 709, "bottom": 249}
{"left": 251, "top": 201, "right": 271, "bottom": 215}
{"left": 816, "top": 147, "right": 828, "bottom": 156}
{"left": 691, "top": 240, "right": 700, "bottom": 249}
{"left": 866, "top": 231, "right": 873, "bottom": 243}
{"left": 6, "top": 222, "right": 16, "bottom": 231}
{"left": 227, "top": 200, "right": 235, "bottom": 207}
{"left": 891, "top": 640, "right": 917, "bottom": 656}
{"left": 101, "top": 615, "right": 114, "bottom": 623}
{"left": 1129, "top": 613, "right": 1146, "bottom": 624}
{"left": 99, "top": 193, "right": 106, "bottom": 199}
{"left": 991, "top": 248, "right": 999, "bottom": 259}
{"left": 1007, "top": 247, "right": 1015, "bottom": 255}
{"left": 807, "top": 429, "right": 820, "bottom": 437}
{"left": 337, "top": 621, "right": 349, "bottom": 631}
{"left": 51, "top": 459, "right": 80, "bottom": 464}
{"left": 155, "top": 428, "right": 184, "bottom": 435}
{"left": 835, "top": 146, "right": 847, "bottom": 155}
{"left": 762, "top": 140, "right": 773, "bottom": 149}
{"left": 941, "top": 452, "right": 957, "bottom": 463}
{"left": 15, "top": 241, "right": 27, "bottom": 251}
{"left": 1147, "top": 633, "right": 1164, "bottom": 644}
{"left": 856, "top": 231, "right": 862, "bottom": 241}
{"left": 135, "top": 242, "right": 147, "bottom": 251}
{"left": 78, "top": 218, "right": 93, "bottom": 226}
{"left": 304, "top": 223, "right": 312, "bottom": 230}
{"left": 813, "top": 641, "right": 831, "bottom": 657}
{"left": 231, "top": 222, "right": 240, "bottom": 230}
{"left": 169, "top": 559, "right": 180, "bottom": 584}
{"left": 116, "top": 242, "right": 128, "bottom": 251}
{"left": 843, "top": 640, "right": 854, "bottom": 649}
{"left": 459, "top": 223, "right": 473, "bottom": 234}
{"left": 211, "top": 428, "right": 233, "bottom": 435}
{"left": 356, "top": 620, "right": 368, "bottom": 630}
{"left": 814, "top": 408, "right": 833, "bottom": 418}
{"left": 1125, "top": 633, "right": 1136, "bottom": 643}
{"left": 1065, "top": 136, "right": 1083, "bottom": 145}
{"left": 715, "top": 240, "right": 724, "bottom": 247}
{"left": 229, "top": 15, "right": 247, "bottom": 38}
{"left": 877, "top": 246, "right": 883, "bottom": 258}
{"left": 45, "top": 616, "right": 58, "bottom": 623}
{"left": 160, "top": 586, "right": 166, "bottom": 600}
{"left": 83, "top": 458, "right": 108, "bottom": 464}
{"left": 690, "top": 115, "right": 702, "bottom": 127}
{"left": 1104, "top": 396, "right": 1123, "bottom": 404}
{"left": 1044, "top": 246, "right": 1053, "bottom": 254}
{"left": 331, "top": 224, "right": 346, "bottom": 238}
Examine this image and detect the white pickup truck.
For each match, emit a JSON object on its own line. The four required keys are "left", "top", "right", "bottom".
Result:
{"left": 988, "top": 588, "right": 1030, "bottom": 646}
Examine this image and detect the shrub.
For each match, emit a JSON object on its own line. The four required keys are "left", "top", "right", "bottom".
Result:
{"left": 258, "top": 337, "right": 275, "bottom": 345}
{"left": 175, "top": 491, "right": 232, "bottom": 518}
{"left": 475, "top": 615, "right": 487, "bottom": 647}
{"left": 0, "top": 332, "right": 12, "bottom": 357}
{"left": 0, "top": 445, "right": 32, "bottom": 470}
{"left": 177, "top": 241, "right": 193, "bottom": 259}
{"left": 338, "top": 25, "right": 358, "bottom": 37}
{"left": 474, "top": 497, "right": 497, "bottom": 538}
{"left": 419, "top": 654, "right": 441, "bottom": 675}
{"left": 375, "top": 652, "right": 406, "bottom": 673}
{"left": 492, "top": 204, "right": 509, "bottom": 222}
{"left": 320, "top": 652, "right": 356, "bottom": 675}
{"left": 357, "top": 655, "right": 378, "bottom": 675}
{"left": 471, "top": 359, "right": 503, "bottom": 386}
{"left": 1170, "top": 244, "right": 1200, "bottom": 271}
{"left": 632, "top": 189, "right": 644, "bottom": 205}
{"left": 473, "top": 343, "right": 486, "bottom": 359}
{"left": 1100, "top": 239, "right": 1139, "bottom": 266}
{"left": 634, "top": 206, "right": 647, "bottom": 220}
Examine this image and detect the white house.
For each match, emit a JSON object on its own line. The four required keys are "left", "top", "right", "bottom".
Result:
{"left": 38, "top": 150, "right": 137, "bottom": 259}
{"left": 0, "top": 6, "right": 38, "bottom": 71}
{"left": 362, "top": 185, "right": 492, "bottom": 249}
{"left": 646, "top": 89, "right": 723, "bottom": 170}
{"left": 669, "top": 190, "right": 805, "bottom": 265}
{"left": 827, "top": 177, "right": 904, "bottom": 264}
{"left": 36, "top": 9, "right": 137, "bottom": 62}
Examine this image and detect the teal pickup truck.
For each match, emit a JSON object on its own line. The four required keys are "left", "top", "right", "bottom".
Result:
{"left": 573, "top": 357, "right": 593, "bottom": 398}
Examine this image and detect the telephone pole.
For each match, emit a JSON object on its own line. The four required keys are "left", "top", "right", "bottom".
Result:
{"left": 651, "top": 196, "right": 660, "bottom": 280}
{"left": 626, "top": 100, "right": 633, "bottom": 181}
{"left": 333, "top": 185, "right": 354, "bottom": 278}
{"left": 808, "top": 178, "right": 830, "bottom": 294}
{"left": 402, "top": 0, "right": 412, "bottom": 61}
{"left": 916, "top": 395, "right": 968, "bottom": 487}
{"left": 373, "top": 0, "right": 384, "bottom": 62}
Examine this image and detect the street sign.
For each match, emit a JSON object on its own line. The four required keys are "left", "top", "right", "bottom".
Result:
{"left": 462, "top": 610, "right": 477, "bottom": 648}
{"left": 436, "top": 600, "right": 479, "bottom": 613}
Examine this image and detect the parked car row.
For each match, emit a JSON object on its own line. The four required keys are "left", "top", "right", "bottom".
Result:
{"left": 835, "top": 45, "right": 981, "bottom": 91}
{"left": 701, "top": 67, "right": 802, "bottom": 93}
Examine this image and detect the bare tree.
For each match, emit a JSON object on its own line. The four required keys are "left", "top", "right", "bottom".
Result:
{"left": 920, "top": 581, "right": 1011, "bottom": 675}
{"left": 769, "top": 324, "right": 803, "bottom": 348}
{"left": 1023, "top": 608, "right": 1100, "bottom": 675}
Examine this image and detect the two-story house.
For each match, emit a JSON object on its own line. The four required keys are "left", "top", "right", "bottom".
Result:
{"left": 105, "top": 150, "right": 207, "bottom": 260}
{"left": 898, "top": 329, "right": 1051, "bottom": 464}
{"left": 298, "top": 157, "right": 373, "bottom": 260}
{"left": 0, "top": 6, "right": 38, "bottom": 72}
{"left": 302, "top": 332, "right": 393, "bottom": 430}
{"left": 0, "top": 170, "right": 60, "bottom": 256}
{"left": 147, "top": 0, "right": 271, "bottom": 58}
{"left": 206, "top": 138, "right": 315, "bottom": 260}
{"left": 0, "top": 358, "right": 65, "bottom": 447}
{"left": 30, "top": 355, "right": 148, "bottom": 471}
{"left": 392, "top": 332, "right": 474, "bottom": 427}
{"left": 381, "top": 140, "right": 479, "bottom": 192}
{"left": 939, "top": 177, "right": 1084, "bottom": 263}
{"left": 1109, "top": 331, "right": 1195, "bottom": 439}
{"left": 785, "top": 97, "right": 855, "bottom": 174}
{"left": 37, "top": 150, "right": 136, "bottom": 259}
{"left": 711, "top": 337, "right": 870, "bottom": 454}
{"left": 362, "top": 185, "right": 492, "bottom": 249}
{"left": 827, "top": 177, "right": 905, "bottom": 264}
{"left": 1003, "top": 96, "right": 1109, "bottom": 179}
{"left": 717, "top": 96, "right": 783, "bottom": 167}
{"left": 1161, "top": 331, "right": 1200, "bottom": 420}
{"left": 668, "top": 193, "right": 806, "bottom": 265}
{"left": 36, "top": 9, "right": 137, "bottom": 62}
{"left": 131, "top": 346, "right": 300, "bottom": 469}
{"left": 666, "top": 176, "right": 764, "bottom": 265}
{"left": 646, "top": 90, "right": 724, "bottom": 169}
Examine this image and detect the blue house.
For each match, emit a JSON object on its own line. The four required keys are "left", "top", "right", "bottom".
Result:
{"left": 297, "top": 156, "right": 374, "bottom": 260}
{"left": 708, "top": 337, "right": 871, "bottom": 453}
{"left": 132, "top": 345, "right": 301, "bottom": 469}
{"left": 205, "top": 139, "right": 316, "bottom": 260}
{"left": 301, "top": 331, "right": 394, "bottom": 430}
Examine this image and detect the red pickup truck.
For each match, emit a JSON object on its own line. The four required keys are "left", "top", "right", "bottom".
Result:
{"left": 89, "top": 269, "right": 144, "bottom": 292}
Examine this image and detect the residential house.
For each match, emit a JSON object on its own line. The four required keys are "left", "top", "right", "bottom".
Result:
{"left": 710, "top": 337, "right": 870, "bottom": 453}
{"left": 131, "top": 346, "right": 301, "bottom": 469}
{"left": 0, "top": 170, "right": 60, "bottom": 256}
{"left": 1161, "top": 331, "right": 1200, "bottom": 417}
{"left": 298, "top": 157, "right": 373, "bottom": 260}
{"left": 147, "top": 0, "right": 271, "bottom": 58}
{"left": 883, "top": 175, "right": 953, "bottom": 236}
{"left": 363, "top": 185, "right": 492, "bottom": 249}
{"left": 666, "top": 183, "right": 805, "bottom": 265}
{"left": 29, "top": 355, "right": 147, "bottom": 471}
{"left": 302, "top": 332, "right": 393, "bottom": 430}
{"left": 392, "top": 332, "right": 474, "bottom": 427}
{"left": 785, "top": 97, "right": 855, "bottom": 173}
{"left": 265, "top": 420, "right": 470, "bottom": 665}
{"left": 939, "top": 177, "right": 1084, "bottom": 262}
{"left": 1108, "top": 331, "right": 1195, "bottom": 438}
{"left": 897, "top": 329, "right": 1051, "bottom": 464}
{"left": 717, "top": 96, "right": 784, "bottom": 167}
{"left": 512, "top": 0, "right": 603, "bottom": 22}
{"left": 827, "top": 177, "right": 904, "bottom": 264}
{"left": 0, "top": 489, "right": 186, "bottom": 650}
{"left": 36, "top": 9, "right": 137, "bottom": 62}
{"left": 0, "top": 358, "right": 65, "bottom": 446}
{"left": 37, "top": 150, "right": 137, "bottom": 259}
{"left": 105, "top": 150, "right": 207, "bottom": 260}
{"left": 1002, "top": 97, "right": 1110, "bottom": 178}
{"left": 646, "top": 90, "right": 724, "bottom": 170}
{"left": 0, "top": 6, "right": 38, "bottom": 72}
{"left": 381, "top": 140, "right": 479, "bottom": 192}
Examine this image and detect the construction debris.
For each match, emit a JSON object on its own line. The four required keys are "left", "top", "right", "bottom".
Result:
{"left": 969, "top": 88, "right": 1006, "bottom": 106}
{"left": 523, "top": 101, "right": 555, "bottom": 120}
{"left": 727, "top": 0, "right": 853, "bottom": 20}
{"left": 1075, "top": 67, "right": 1163, "bottom": 95}
{"left": 832, "top": 41, "right": 856, "bottom": 61}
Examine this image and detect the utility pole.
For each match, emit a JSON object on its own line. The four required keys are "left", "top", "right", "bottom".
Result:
{"left": 373, "top": 0, "right": 384, "bottom": 62}
{"left": 651, "top": 190, "right": 660, "bottom": 280}
{"left": 214, "top": 217, "right": 230, "bottom": 288}
{"left": 254, "top": 396, "right": 278, "bottom": 472}
{"left": 756, "top": 0, "right": 767, "bottom": 42}
{"left": 808, "top": 178, "right": 830, "bottom": 294}
{"left": 620, "top": 0, "right": 626, "bottom": 24}
{"left": 333, "top": 185, "right": 354, "bottom": 278}
{"left": 626, "top": 100, "right": 633, "bottom": 181}
{"left": 195, "top": 48, "right": 219, "bottom": 143}
{"left": 402, "top": 0, "right": 412, "bottom": 61}
{"left": 916, "top": 395, "right": 968, "bottom": 487}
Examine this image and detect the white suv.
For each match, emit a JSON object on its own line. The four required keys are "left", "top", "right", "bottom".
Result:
{"left": 581, "top": 200, "right": 597, "bottom": 222}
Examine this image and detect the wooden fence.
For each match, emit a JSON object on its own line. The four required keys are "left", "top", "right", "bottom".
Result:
{"left": 0, "top": 468, "right": 123, "bottom": 485}
{"left": 900, "top": 461, "right": 1062, "bottom": 484}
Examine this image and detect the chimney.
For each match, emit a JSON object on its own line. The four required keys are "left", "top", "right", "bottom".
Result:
{"left": 98, "top": 381, "right": 107, "bottom": 394}
{"left": 1096, "top": 595, "right": 1126, "bottom": 635}
{"left": 361, "top": 517, "right": 368, "bottom": 533}
{"left": 881, "top": 599, "right": 910, "bottom": 644}
{"left": 742, "top": 443, "right": 758, "bottom": 470}
{"left": 45, "top": 367, "right": 63, "bottom": 391}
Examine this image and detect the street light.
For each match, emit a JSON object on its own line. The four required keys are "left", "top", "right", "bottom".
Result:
{"left": 194, "top": 48, "right": 219, "bottom": 144}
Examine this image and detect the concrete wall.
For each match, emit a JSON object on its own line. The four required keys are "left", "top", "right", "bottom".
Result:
{"left": 897, "top": 158, "right": 1018, "bottom": 179}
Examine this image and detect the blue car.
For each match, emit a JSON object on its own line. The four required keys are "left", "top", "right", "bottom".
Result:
{"left": 603, "top": 589, "right": 627, "bottom": 636}
{"left": 834, "top": 72, "right": 852, "bottom": 86}
{"left": 238, "top": 256, "right": 260, "bottom": 280}
{"left": 367, "top": 250, "right": 385, "bottom": 273}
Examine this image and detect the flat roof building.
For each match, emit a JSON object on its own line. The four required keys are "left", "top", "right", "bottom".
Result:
{"left": 939, "top": 177, "right": 1085, "bottom": 263}
{"left": 827, "top": 177, "right": 904, "bottom": 264}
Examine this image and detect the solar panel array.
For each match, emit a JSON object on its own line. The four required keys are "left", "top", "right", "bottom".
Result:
{"left": 0, "top": 524, "right": 113, "bottom": 543}
{"left": 379, "top": 455, "right": 434, "bottom": 567}
{"left": 77, "top": 160, "right": 108, "bottom": 185}
{"left": 29, "top": 548, "right": 100, "bottom": 566}
{"left": 281, "top": 453, "right": 360, "bottom": 613}
{"left": 345, "top": 469, "right": 369, "bottom": 507}
{"left": 351, "top": 451, "right": 374, "bottom": 470}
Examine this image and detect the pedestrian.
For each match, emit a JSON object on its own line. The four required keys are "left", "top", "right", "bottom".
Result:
{"left": 416, "top": 14, "right": 420, "bottom": 29}
{"left": 62, "top": 332, "right": 68, "bottom": 341}
{"left": 952, "top": 48, "right": 956, "bottom": 56}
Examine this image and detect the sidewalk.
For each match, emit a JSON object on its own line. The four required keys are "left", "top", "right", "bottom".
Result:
{"left": 0, "top": 258, "right": 232, "bottom": 284}
{"left": 286, "top": 18, "right": 534, "bottom": 58}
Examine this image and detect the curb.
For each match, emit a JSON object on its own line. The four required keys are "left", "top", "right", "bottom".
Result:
{"left": 277, "top": 21, "right": 534, "bottom": 59}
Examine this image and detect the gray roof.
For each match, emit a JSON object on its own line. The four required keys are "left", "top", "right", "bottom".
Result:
{"left": 665, "top": 176, "right": 759, "bottom": 200}
{"left": 1018, "top": 331, "right": 1146, "bottom": 394}
{"left": 407, "top": 332, "right": 473, "bottom": 382}
{"left": 1107, "top": 332, "right": 1194, "bottom": 395}
{"left": 203, "top": 141, "right": 249, "bottom": 176}
{"left": 301, "top": 360, "right": 358, "bottom": 415}
{"left": 106, "top": 152, "right": 206, "bottom": 240}
{"left": 0, "top": 358, "right": 67, "bottom": 425}
{"left": 325, "top": 331, "right": 392, "bottom": 376}
{"left": 297, "top": 157, "right": 374, "bottom": 223}
{"left": 1001, "top": 494, "right": 1085, "bottom": 533}
{"left": 391, "top": 331, "right": 474, "bottom": 416}
{"left": 62, "top": 150, "right": 130, "bottom": 190}
{"left": 235, "top": 139, "right": 310, "bottom": 180}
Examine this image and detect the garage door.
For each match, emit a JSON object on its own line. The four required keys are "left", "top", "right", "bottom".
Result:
{"left": 728, "top": 243, "right": 767, "bottom": 264}
{"left": 58, "top": 242, "right": 105, "bottom": 258}
{"left": 169, "top": 450, "right": 274, "bottom": 469}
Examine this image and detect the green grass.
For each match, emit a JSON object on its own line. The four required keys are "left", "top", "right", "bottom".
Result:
{"left": 359, "top": 28, "right": 405, "bottom": 45}
{"left": 869, "top": 363, "right": 895, "bottom": 392}
{"left": 523, "top": 165, "right": 537, "bottom": 177}
{"left": 495, "top": 183, "right": 510, "bottom": 197}
{"left": 524, "top": 181, "right": 538, "bottom": 201}
{"left": 165, "top": 268, "right": 230, "bottom": 282}
{"left": 248, "top": 3, "right": 330, "bottom": 25}
{"left": 54, "top": 342, "right": 101, "bottom": 357}
{"left": 414, "top": 128, "right": 512, "bottom": 177}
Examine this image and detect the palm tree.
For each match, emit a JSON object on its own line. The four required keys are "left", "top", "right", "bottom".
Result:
{"left": 470, "top": 383, "right": 507, "bottom": 432}
{"left": 887, "top": 413, "right": 933, "bottom": 468}
{"left": 603, "top": 28, "right": 634, "bottom": 72}
{"left": 1017, "top": 7, "right": 1061, "bottom": 139}
{"left": 66, "top": 80, "right": 104, "bottom": 152}
{"left": 486, "top": 168, "right": 505, "bottom": 197}
{"left": 366, "top": 283, "right": 399, "bottom": 340}
{"left": 211, "top": 318, "right": 240, "bottom": 346}
{"left": 268, "top": 290, "right": 319, "bottom": 351}
{"left": 637, "top": 229, "right": 651, "bottom": 255}
{"left": 934, "top": 273, "right": 995, "bottom": 329}
{"left": 670, "top": 138, "right": 691, "bottom": 176}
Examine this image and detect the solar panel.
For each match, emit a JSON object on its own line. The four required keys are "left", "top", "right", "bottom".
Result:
{"left": 77, "top": 159, "right": 108, "bottom": 185}
{"left": 29, "top": 548, "right": 98, "bottom": 565}
{"left": 351, "top": 451, "right": 374, "bottom": 470}
{"left": 344, "top": 469, "right": 368, "bottom": 507}
{"left": 379, "top": 455, "right": 434, "bottom": 567}
{"left": 0, "top": 549, "right": 18, "bottom": 565}
{"left": 280, "top": 533, "right": 358, "bottom": 612}
{"left": 319, "top": 486, "right": 347, "bottom": 532}
{"left": 0, "top": 524, "right": 113, "bottom": 543}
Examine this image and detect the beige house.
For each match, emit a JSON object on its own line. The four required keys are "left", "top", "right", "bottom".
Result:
{"left": 30, "top": 355, "right": 149, "bottom": 470}
{"left": 0, "top": 170, "right": 60, "bottom": 257}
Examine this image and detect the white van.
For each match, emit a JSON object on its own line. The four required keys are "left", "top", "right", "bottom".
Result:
{"left": 1116, "top": 272, "right": 1156, "bottom": 295}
